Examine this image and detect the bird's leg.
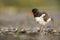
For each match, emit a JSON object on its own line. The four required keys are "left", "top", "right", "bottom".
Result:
{"left": 40, "top": 25, "right": 44, "bottom": 39}
{"left": 40, "top": 25, "right": 44, "bottom": 33}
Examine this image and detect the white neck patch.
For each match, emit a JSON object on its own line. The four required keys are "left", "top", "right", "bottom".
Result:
{"left": 41, "top": 14, "right": 45, "bottom": 17}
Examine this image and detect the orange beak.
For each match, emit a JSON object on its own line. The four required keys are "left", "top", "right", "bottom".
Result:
{"left": 29, "top": 12, "right": 33, "bottom": 16}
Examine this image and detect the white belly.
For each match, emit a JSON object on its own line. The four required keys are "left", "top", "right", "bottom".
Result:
{"left": 35, "top": 17, "right": 51, "bottom": 25}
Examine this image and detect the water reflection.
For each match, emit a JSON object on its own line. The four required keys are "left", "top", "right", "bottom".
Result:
{"left": 0, "top": 32, "right": 60, "bottom": 40}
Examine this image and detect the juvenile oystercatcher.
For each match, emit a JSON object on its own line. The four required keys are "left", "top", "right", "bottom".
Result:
{"left": 29, "top": 8, "right": 54, "bottom": 33}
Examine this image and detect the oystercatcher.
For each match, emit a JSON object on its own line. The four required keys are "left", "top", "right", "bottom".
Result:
{"left": 29, "top": 8, "right": 54, "bottom": 33}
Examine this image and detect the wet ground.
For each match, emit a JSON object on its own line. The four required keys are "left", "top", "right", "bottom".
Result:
{"left": 0, "top": 9, "right": 60, "bottom": 40}
{"left": 0, "top": 32, "right": 60, "bottom": 40}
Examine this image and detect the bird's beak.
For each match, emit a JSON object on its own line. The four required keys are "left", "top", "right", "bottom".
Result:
{"left": 29, "top": 12, "right": 33, "bottom": 16}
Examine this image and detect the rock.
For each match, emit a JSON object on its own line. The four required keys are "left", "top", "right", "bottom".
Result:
{"left": 25, "top": 27, "right": 40, "bottom": 34}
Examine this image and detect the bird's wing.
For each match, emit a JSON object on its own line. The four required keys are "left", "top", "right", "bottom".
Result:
{"left": 42, "top": 12, "right": 49, "bottom": 22}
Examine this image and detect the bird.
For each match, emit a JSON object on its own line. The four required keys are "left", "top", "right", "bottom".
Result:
{"left": 29, "top": 8, "right": 54, "bottom": 33}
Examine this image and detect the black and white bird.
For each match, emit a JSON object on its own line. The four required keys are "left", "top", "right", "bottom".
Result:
{"left": 29, "top": 8, "right": 54, "bottom": 33}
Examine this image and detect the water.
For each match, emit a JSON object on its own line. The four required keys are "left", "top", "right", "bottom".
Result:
{"left": 0, "top": 32, "right": 60, "bottom": 40}
{"left": 0, "top": 9, "right": 60, "bottom": 40}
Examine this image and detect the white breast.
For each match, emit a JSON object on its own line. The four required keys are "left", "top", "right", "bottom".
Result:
{"left": 35, "top": 14, "right": 51, "bottom": 25}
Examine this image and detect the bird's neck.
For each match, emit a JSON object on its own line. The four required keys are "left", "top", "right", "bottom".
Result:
{"left": 33, "top": 12, "right": 41, "bottom": 17}
{"left": 34, "top": 13, "right": 45, "bottom": 18}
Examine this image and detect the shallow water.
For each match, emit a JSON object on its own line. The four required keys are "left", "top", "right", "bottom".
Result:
{"left": 0, "top": 9, "right": 60, "bottom": 40}
{"left": 0, "top": 33, "right": 60, "bottom": 40}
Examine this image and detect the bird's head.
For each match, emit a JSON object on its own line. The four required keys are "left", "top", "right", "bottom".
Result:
{"left": 29, "top": 8, "right": 39, "bottom": 16}
{"left": 32, "top": 8, "right": 39, "bottom": 13}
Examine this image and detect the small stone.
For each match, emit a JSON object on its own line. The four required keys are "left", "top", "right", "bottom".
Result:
{"left": 52, "top": 29, "right": 57, "bottom": 33}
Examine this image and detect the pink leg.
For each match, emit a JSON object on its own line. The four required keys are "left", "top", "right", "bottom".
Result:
{"left": 40, "top": 25, "right": 44, "bottom": 33}
{"left": 40, "top": 25, "right": 44, "bottom": 40}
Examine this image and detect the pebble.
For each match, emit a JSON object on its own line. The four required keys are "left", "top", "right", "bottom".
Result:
{"left": 0, "top": 27, "right": 60, "bottom": 35}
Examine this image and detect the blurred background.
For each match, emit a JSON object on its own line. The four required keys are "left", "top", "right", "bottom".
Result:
{"left": 0, "top": 0, "right": 60, "bottom": 27}
{"left": 0, "top": 0, "right": 60, "bottom": 40}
